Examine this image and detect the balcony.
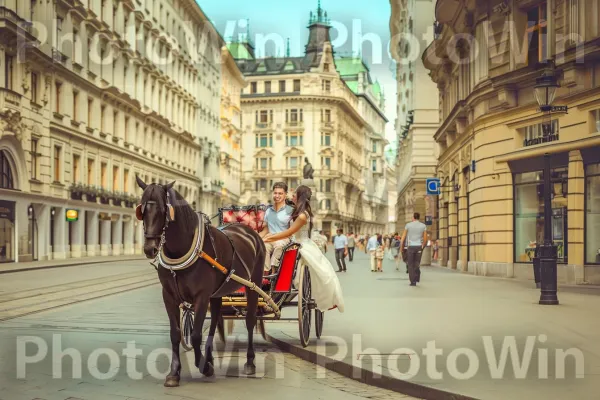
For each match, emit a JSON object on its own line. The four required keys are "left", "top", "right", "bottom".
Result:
{"left": 321, "top": 121, "right": 335, "bottom": 131}
{"left": 254, "top": 121, "right": 273, "bottom": 131}
{"left": 282, "top": 167, "right": 302, "bottom": 178}
{"left": 284, "top": 120, "right": 304, "bottom": 130}
{"left": 251, "top": 168, "right": 271, "bottom": 178}
{"left": 0, "top": 88, "right": 22, "bottom": 111}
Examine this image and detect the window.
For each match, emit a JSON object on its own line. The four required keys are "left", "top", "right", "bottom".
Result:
{"left": 322, "top": 79, "right": 331, "bottom": 92}
{"left": 320, "top": 179, "right": 332, "bottom": 192}
{"left": 88, "top": 98, "right": 93, "bottom": 126}
{"left": 255, "top": 133, "right": 273, "bottom": 148}
{"left": 73, "top": 154, "right": 80, "bottom": 183}
{"left": 514, "top": 169, "right": 568, "bottom": 264}
{"left": 101, "top": 162, "right": 107, "bottom": 188}
{"left": 372, "top": 159, "right": 377, "bottom": 172}
{"left": 53, "top": 146, "right": 61, "bottom": 182}
{"left": 255, "top": 179, "right": 267, "bottom": 191}
{"left": 256, "top": 157, "right": 271, "bottom": 170}
{"left": 286, "top": 132, "right": 303, "bottom": 146}
{"left": 322, "top": 157, "right": 331, "bottom": 168}
{"left": 87, "top": 158, "right": 94, "bottom": 185}
{"left": 321, "top": 109, "right": 331, "bottom": 122}
{"left": 279, "top": 80, "right": 286, "bottom": 92}
{"left": 0, "top": 150, "right": 14, "bottom": 189}
{"left": 113, "top": 111, "right": 118, "bottom": 135}
{"left": 30, "top": 138, "right": 38, "bottom": 179}
{"left": 526, "top": 2, "right": 548, "bottom": 65}
{"left": 293, "top": 79, "right": 300, "bottom": 92}
{"left": 264, "top": 81, "right": 271, "bottom": 93}
{"left": 73, "top": 90, "right": 79, "bottom": 120}
{"left": 519, "top": 120, "right": 559, "bottom": 144}
{"left": 586, "top": 163, "right": 600, "bottom": 263}
{"left": 288, "top": 157, "right": 299, "bottom": 169}
{"left": 372, "top": 141, "right": 377, "bottom": 152}
{"left": 56, "top": 17, "right": 63, "bottom": 46}
{"left": 323, "top": 62, "right": 330, "bottom": 72}
{"left": 113, "top": 166, "right": 119, "bottom": 190}
{"left": 4, "top": 55, "right": 13, "bottom": 89}
{"left": 286, "top": 109, "right": 303, "bottom": 125}
{"left": 593, "top": 109, "right": 600, "bottom": 133}
{"left": 31, "top": 73, "right": 38, "bottom": 104}
{"left": 251, "top": 82, "right": 257, "bottom": 93}
{"left": 321, "top": 132, "right": 331, "bottom": 146}
{"left": 55, "top": 81, "right": 62, "bottom": 113}
{"left": 256, "top": 110, "right": 272, "bottom": 127}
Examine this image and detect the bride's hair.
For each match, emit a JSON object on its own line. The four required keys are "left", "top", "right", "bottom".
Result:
{"left": 291, "top": 185, "right": 313, "bottom": 236}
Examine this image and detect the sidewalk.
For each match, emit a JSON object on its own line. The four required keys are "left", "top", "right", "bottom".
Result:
{"left": 0, "top": 254, "right": 145, "bottom": 274}
{"left": 267, "top": 249, "right": 600, "bottom": 400}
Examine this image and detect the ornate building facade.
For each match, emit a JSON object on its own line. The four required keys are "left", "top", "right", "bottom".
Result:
{"left": 219, "top": 46, "right": 246, "bottom": 206}
{"left": 390, "top": 0, "right": 440, "bottom": 263}
{"left": 0, "top": 0, "right": 222, "bottom": 263}
{"left": 425, "top": 0, "right": 600, "bottom": 283}
{"left": 228, "top": 3, "right": 390, "bottom": 237}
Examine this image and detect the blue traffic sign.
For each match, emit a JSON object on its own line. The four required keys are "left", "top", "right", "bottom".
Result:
{"left": 426, "top": 178, "right": 440, "bottom": 195}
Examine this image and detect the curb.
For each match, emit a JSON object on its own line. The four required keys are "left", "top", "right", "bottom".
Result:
{"left": 266, "top": 333, "right": 480, "bottom": 400}
{"left": 0, "top": 257, "right": 146, "bottom": 275}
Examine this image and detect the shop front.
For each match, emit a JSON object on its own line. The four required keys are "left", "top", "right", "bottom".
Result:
{"left": 583, "top": 148, "right": 600, "bottom": 266}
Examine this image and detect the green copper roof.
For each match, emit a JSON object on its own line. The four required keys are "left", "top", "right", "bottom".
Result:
{"left": 335, "top": 57, "right": 369, "bottom": 77}
{"left": 227, "top": 42, "right": 253, "bottom": 60}
{"left": 345, "top": 81, "right": 359, "bottom": 94}
{"left": 372, "top": 81, "right": 381, "bottom": 98}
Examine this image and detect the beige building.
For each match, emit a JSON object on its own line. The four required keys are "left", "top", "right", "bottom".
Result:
{"left": 228, "top": 3, "right": 390, "bottom": 237}
{"left": 390, "top": 0, "right": 440, "bottom": 259}
{"left": 219, "top": 47, "right": 247, "bottom": 206}
{"left": 0, "top": 0, "right": 222, "bottom": 263}
{"left": 424, "top": 0, "right": 600, "bottom": 283}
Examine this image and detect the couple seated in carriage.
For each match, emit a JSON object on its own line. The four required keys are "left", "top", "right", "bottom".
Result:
{"left": 258, "top": 182, "right": 344, "bottom": 313}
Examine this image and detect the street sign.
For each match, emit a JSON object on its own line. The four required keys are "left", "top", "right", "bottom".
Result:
{"left": 426, "top": 178, "right": 440, "bottom": 195}
{"left": 425, "top": 216, "right": 433, "bottom": 226}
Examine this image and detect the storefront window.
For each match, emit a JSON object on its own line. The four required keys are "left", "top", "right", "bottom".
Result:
{"left": 586, "top": 164, "right": 600, "bottom": 264}
{"left": 514, "top": 168, "right": 568, "bottom": 263}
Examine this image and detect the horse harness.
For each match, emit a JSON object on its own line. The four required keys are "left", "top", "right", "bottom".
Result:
{"left": 140, "top": 194, "right": 253, "bottom": 308}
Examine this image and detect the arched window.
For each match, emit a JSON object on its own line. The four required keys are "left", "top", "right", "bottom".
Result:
{"left": 0, "top": 150, "right": 14, "bottom": 189}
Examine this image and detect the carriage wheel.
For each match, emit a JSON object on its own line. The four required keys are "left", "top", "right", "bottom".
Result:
{"left": 180, "top": 307, "right": 195, "bottom": 352}
{"left": 315, "top": 310, "right": 324, "bottom": 339}
{"left": 297, "top": 263, "right": 312, "bottom": 348}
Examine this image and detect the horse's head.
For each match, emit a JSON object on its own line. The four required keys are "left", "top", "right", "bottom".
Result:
{"left": 135, "top": 175, "right": 176, "bottom": 259}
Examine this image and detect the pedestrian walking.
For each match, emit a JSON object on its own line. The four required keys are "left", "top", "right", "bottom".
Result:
{"left": 333, "top": 229, "right": 348, "bottom": 272}
{"left": 347, "top": 232, "right": 356, "bottom": 261}
{"left": 366, "top": 233, "right": 379, "bottom": 272}
{"left": 400, "top": 213, "right": 428, "bottom": 286}
{"left": 390, "top": 233, "right": 402, "bottom": 270}
{"left": 375, "top": 234, "right": 384, "bottom": 272}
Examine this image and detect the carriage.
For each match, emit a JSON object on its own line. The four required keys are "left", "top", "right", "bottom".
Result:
{"left": 179, "top": 204, "right": 325, "bottom": 350}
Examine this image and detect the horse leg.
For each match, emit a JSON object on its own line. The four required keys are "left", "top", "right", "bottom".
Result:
{"left": 244, "top": 287, "right": 258, "bottom": 375}
{"left": 204, "top": 297, "right": 222, "bottom": 372}
{"left": 163, "top": 290, "right": 182, "bottom": 387}
{"left": 192, "top": 296, "right": 214, "bottom": 377}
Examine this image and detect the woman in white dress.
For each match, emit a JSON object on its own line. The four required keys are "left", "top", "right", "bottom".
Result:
{"left": 264, "top": 186, "right": 344, "bottom": 313}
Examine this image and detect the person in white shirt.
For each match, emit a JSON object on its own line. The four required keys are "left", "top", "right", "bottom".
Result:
{"left": 333, "top": 229, "right": 348, "bottom": 272}
{"left": 366, "top": 234, "right": 379, "bottom": 272}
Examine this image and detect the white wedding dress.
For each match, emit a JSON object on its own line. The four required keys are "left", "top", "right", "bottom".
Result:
{"left": 293, "top": 214, "right": 345, "bottom": 313}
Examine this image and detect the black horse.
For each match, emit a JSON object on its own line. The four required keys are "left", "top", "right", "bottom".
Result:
{"left": 135, "top": 176, "right": 266, "bottom": 386}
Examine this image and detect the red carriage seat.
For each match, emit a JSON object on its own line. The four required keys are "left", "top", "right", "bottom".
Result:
{"left": 273, "top": 244, "right": 300, "bottom": 293}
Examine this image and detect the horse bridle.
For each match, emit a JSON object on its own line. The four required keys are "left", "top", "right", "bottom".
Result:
{"left": 136, "top": 186, "right": 175, "bottom": 241}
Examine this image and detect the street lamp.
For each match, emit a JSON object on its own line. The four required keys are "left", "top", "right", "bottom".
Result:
{"left": 533, "top": 62, "right": 560, "bottom": 306}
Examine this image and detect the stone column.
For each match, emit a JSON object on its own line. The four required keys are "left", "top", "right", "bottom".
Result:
{"left": 135, "top": 220, "right": 144, "bottom": 255}
{"left": 123, "top": 217, "right": 134, "bottom": 255}
{"left": 568, "top": 150, "right": 585, "bottom": 284}
{"left": 86, "top": 210, "right": 99, "bottom": 257}
{"left": 447, "top": 191, "right": 458, "bottom": 269}
{"left": 439, "top": 200, "right": 448, "bottom": 267}
{"left": 100, "top": 218, "right": 112, "bottom": 256}
{"left": 111, "top": 215, "right": 123, "bottom": 256}
{"left": 52, "top": 207, "right": 67, "bottom": 260}
{"left": 457, "top": 172, "right": 469, "bottom": 271}
{"left": 69, "top": 215, "right": 85, "bottom": 258}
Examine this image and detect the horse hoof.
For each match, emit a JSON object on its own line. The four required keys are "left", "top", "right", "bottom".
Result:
{"left": 164, "top": 376, "right": 180, "bottom": 387}
{"left": 202, "top": 361, "right": 215, "bottom": 377}
{"left": 244, "top": 362, "right": 256, "bottom": 375}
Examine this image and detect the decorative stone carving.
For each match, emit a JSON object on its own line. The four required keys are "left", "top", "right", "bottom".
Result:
{"left": 43, "top": 75, "right": 52, "bottom": 105}
{"left": 22, "top": 65, "right": 31, "bottom": 93}
{"left": 0, "top": 109, "right": 26, "bottom": 142}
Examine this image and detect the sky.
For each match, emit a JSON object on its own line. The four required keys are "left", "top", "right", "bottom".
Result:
{"left": 197, "top": 0, "right": 398, "bottom": 146}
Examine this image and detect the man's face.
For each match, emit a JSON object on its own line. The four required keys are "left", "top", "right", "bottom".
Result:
{"left": 272, "top": 188, "right": 286, "bottom": 204}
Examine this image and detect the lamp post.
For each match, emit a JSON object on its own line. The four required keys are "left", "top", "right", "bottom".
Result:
{"left": 533, "top": 62, "right": 561, "bottom": 305}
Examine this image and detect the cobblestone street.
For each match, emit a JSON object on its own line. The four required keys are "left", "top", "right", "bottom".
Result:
{"left": 0, "top": 261, "right": 416, "bottom": 400}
